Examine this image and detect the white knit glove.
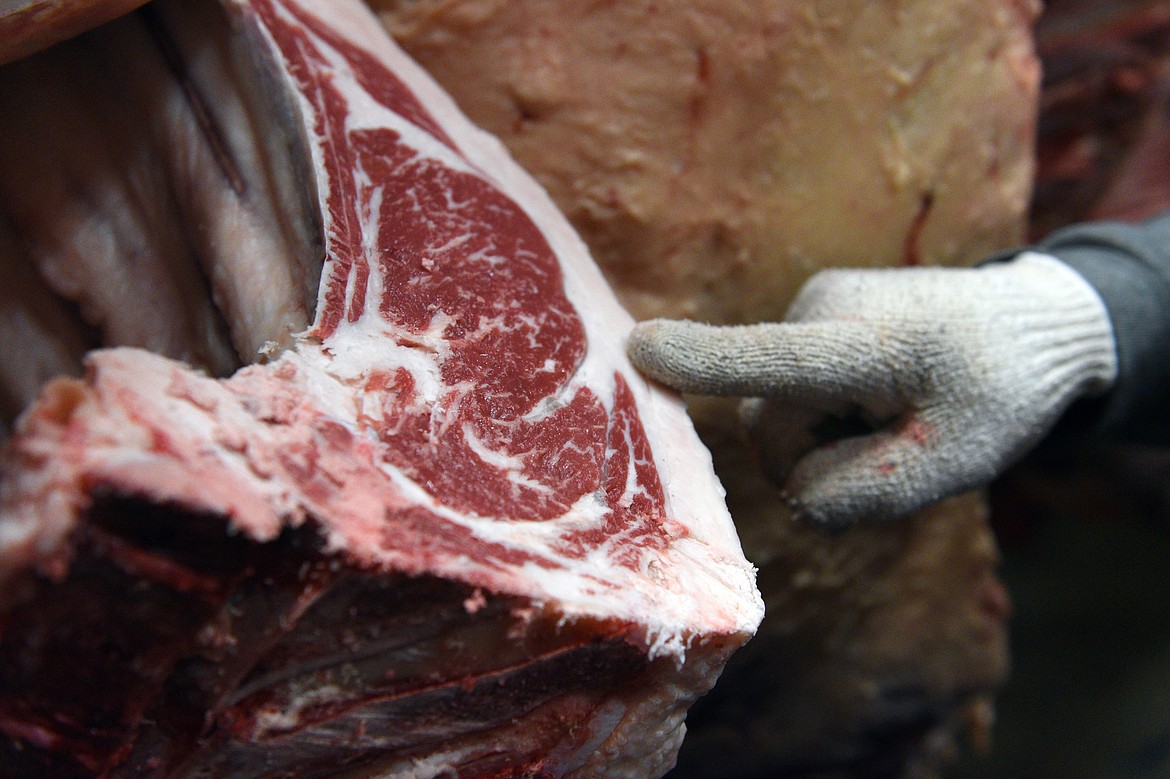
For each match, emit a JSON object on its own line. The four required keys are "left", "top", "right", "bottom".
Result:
{"left": 627, "top": 253, "right": 1118, "bottom": 530}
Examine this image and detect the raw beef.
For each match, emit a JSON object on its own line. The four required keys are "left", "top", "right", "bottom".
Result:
{"left": 0, "top": 0, "right": 150, "bottom": 65}
{"left": 0, "top": 1, "right": 762, "bottom": 776}
{"left": 1032, "top": 0, "right": 1170, "bottom": 233}
{"left": 372, "top": 2, "right": 1036, "bottom": 775}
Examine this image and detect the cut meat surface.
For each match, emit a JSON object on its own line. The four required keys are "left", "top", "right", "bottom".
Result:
{"left": 0, "top": 0, "right": 762, "bottom": 776}
{"left": 374, "top": 1, "right": 1035, "bottom": 775}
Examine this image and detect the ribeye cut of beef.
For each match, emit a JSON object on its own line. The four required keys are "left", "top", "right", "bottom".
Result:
{"left": 0, "top": 0, "right": 763, "bottom": 776}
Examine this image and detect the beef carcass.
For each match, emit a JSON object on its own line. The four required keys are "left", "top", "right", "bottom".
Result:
{"left": 372, "top": 2, "right": 1037, "bottom": 775}
{"left": 1032, "top": 0, "right": 1170, "bottom": 233}
{"left": 0, "top": 1, "right": 763, "bottom": 776}
{"left": 0, "top": 0, "right": 151, "bottom": 66}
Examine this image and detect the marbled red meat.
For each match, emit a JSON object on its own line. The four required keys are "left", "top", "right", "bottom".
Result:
{"left": 0, "top": 1, "right": 762, "bottom": 776}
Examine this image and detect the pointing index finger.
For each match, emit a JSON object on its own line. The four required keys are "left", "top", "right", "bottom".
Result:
{"left": 627, "top": 318, "right": 916, "bottom": 408}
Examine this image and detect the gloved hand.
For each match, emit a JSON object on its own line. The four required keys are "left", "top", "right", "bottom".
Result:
{"left": 627, "top": 252, "right": 1118, "bottom": 531}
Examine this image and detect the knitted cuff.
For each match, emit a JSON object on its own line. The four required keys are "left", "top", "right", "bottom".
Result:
{"left": 1037, "top": 212, "right": 1170, "bottom": 444}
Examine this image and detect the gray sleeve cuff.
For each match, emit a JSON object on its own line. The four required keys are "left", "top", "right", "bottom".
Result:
{"left": 1036, "top": 210, "right": 1170, "bottom": 444}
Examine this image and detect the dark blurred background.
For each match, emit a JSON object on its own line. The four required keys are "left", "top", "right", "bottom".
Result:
{"left": 956, "top": 1, "right": 1170, "bottom": 775}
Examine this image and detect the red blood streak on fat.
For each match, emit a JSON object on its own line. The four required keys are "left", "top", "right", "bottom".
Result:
{"left": 901, "top": 191, "right": 934, "bottom": 266}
